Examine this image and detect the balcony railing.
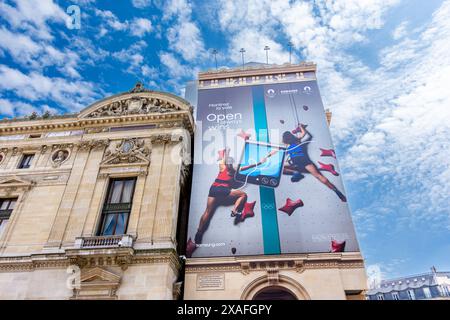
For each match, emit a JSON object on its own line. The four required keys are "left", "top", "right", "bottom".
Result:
{"left": 74, "top": 235, "right": 133, "bottom": 249}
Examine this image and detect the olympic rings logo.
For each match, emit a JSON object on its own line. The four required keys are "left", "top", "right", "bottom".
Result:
{"left": 261, "top": 203, "right": 275, "bottom": 210}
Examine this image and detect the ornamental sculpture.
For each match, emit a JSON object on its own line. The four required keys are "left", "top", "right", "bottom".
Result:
{"left": 86, "top": 96, "right": 182, "bottom": 118}
{"left": 103, "top": 138, "right": 151, "bottom": 165}
{"left": 51, "top": 149, "right": 70, "bottom": 167}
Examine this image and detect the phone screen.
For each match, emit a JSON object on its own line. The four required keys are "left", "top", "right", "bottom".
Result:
{"left": 235, "top": 141, "right": 286, "bottom": 188}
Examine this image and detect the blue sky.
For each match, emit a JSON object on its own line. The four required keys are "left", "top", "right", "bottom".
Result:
{"left": 1, "top": 0, "right": 449, "bottom": 281}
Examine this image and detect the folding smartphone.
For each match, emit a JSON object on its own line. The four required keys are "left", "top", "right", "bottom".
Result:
{"left": 235, "top": 140, "right": 286, "bottom": 188}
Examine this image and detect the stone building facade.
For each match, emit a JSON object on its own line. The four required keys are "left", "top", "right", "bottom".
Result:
{"left": 0, "top": 84, "right": 194, "bottom": 299}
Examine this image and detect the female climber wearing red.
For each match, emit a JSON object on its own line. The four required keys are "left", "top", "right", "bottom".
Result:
{"left": 186, "top": 148, "right": 258, "bottom": 258}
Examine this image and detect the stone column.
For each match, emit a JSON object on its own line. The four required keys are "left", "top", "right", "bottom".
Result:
{"left": 61, "top": 147, "right": 105, "bottom": 246}
{"left": 44, "top": 146, "right": 90, "bottom": 249}
{"left": 81, "top": 174, "right": 108, "bottom": 237}
{"left": 125, "top": 173, "right": 146, "bottom": 237}
{"left": 136, "top": 143, "right": 165, "bottom": 243}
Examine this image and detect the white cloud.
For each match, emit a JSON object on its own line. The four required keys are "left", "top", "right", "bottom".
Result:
{"left": 112, "top": 41, "right": 158, "bottom": 82}
{"left": 228, "top": 29, "right": 289, "bottom": 64}
{"left": 159, "top": 52, "right": 190, "bottom": 78}
{"left": 339, "top": 1, "right": 450, "bottom": 227}
{"left": 0, "top": 65, "right": 100, "bottom": 111}
{"left": 130, "top": 18, "right": 153, "bottom": 37}
{"left": 0, "top": 98, "right": 36, "bottom": 117}
{"left": 163, "top": 0, "right": 206, "bottom": 61}
{"left": 94, "top": 9, "right": 128, "bottom": 32}
{"left": 0, "top": 26, "right": 83, "bottom": 78}
{"left": 0, "top": 0, "right": 68, "bottom": 40}
{"left": 392, "top": 21, "right": 409, "bottom": 40}
{"left": 132, "top": 0, "right": 152, "bottom": 8}
{"left": 94, "top": 9, "right": 154, "bottom": 38}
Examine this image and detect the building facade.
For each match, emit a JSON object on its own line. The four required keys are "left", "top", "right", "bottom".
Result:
{"left": 367, "top": 268, "right": 450, "bottom": 300}
{"left": 0, "top": 84, "right": 194, "bottom": 299}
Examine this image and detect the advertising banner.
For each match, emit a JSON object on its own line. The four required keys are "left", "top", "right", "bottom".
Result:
{"left": 186, "top": 71, "right": 359, "bottom": 258}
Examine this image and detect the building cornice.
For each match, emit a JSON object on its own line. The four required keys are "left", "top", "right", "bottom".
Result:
{"left": 0, "top": 248, "right": 181, "bottom": 272}
{"left": 185, "top": 252, "right": 365, "bottom": 274}
{"left": 198, "top": 62, "right": 317, "bottom": 81}
{"left": 0, "top": 112, "right": 194, "bottom": 136}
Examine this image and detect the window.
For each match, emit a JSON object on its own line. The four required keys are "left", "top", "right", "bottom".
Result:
{"left": 438, "top": 285, "right": 449, "bottom": 297}
{"left": 377, "top": 294, "right": 384, "bottom": 300}
{"left": 18, "top": 154, "right": 34, "bottom": 169}
{"left": 98, "top": 178, "right": 136, "bottom": 236}
{"left": 392, "top": 292, "right": 399, "bottom": 300}
{"left": 423, "top": 287, "right": 432, "bottom": 299}
{"left": 407, "top": 289, "right": 416, "bottom": 300}
{"left": 0, "top": 198, "right": 17, "bottom": 237}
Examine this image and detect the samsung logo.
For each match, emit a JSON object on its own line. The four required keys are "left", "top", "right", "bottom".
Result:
{"left": 280, "top": 89, "right": 298, "bottom": 94}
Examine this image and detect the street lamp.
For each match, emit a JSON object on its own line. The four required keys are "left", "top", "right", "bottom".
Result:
{"left": 212, "top": 49, "right": 218, "bottom": 70}
{"left": 288, "top": 41, "right": 293, "bottom": 64}
{"left": 264, "top": 45, "right": 270, "bottom": 65}
{"left": 239, "top": 48, "right": 246, "bottom": 69}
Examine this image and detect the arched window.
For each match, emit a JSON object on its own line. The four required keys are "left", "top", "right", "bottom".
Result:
{"left": 252, "top": 286, "right": 297, "bottom": 300}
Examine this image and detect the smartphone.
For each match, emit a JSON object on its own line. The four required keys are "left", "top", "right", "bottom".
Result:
{"left": 235, "top": 140, "right": 286, "bottom": 188}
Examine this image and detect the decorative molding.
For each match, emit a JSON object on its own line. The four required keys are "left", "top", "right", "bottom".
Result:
{"left": 150, "top": 133, "right": 183, "bottom": 144}
{"left": 50, "top": 149, "right": 71, "bottom": 168}
{"left": 66, "top": 247, "right": 135, "bottom": 271}
{"left": 102, "top": 138, "right": 151, "bottom": 166}
{"left": 0, "top": 177, "right": 35, "bottom": 196}
{"left": 84, "top": 127, "right": 109, "bottom": 134}
{"left": 77, "top": 139, "right": 109, "bottom": 151}
{"left": 71, "top": 267, "right": 121, "bottom": 300}
{"left": 185, "top": 256, "right": 365, "bottom": 274}
{"left": 52, "top": 143, "right": 74, "bottom": 151}
{"left": 0, "top": 248, "right": 181, "bottom": 272}
{"left": 241, "top": 262, "right": 250, "bottom": 275}
{"left": 85, "top": 96, "right": 183, "bottom": 119}
{"left": 0, "top": 113, "right": 194, "bottom": 136}
{"left": 267, "top": 268, "right": 279, "bottom": 285}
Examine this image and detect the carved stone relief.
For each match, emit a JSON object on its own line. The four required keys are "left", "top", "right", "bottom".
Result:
{"left": 86, "top": 96, "right": 183, "bottom": 118}
{"left": 51, "top": 149, "right": 70, "bottom": 167}
{"left": 102, "top": 138, "right": 151, "bottom": 165}
{"left": 77, "top": 139, "right": 109, "bottom": 151}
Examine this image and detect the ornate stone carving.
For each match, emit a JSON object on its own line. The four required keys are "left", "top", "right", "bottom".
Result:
{"left": 149, "top": 133, "right": 183, "bottom": 144}
{"left": 51, "top": 149, "right": 70, "bottom": 167}
{"left": 86, "top": 96, "right": 183, "bottom": 118}
{"left": 84, "top": 127, "right": 109, "bottom": 134}
{"left": 52, "top": 143, "right": 74, "bottom": 151}
{"left": 295, "top": 260, "right": 305, "bottom": 273}
{"left": 77, "top": 139, "right": 109, "bottom": 151}
{"left": 102, "top": 138, "right": 151, "bottom": 165}
{"left": 241, "top": 262, "right": 250, "bottom": 275}
{"left": 70, "top": 267, "right": 121, "bottom": 300}
{"left": 0, "top": 177, "right": 35, "bottom": 196}
{"left": 267, "top": 268, "right": 279, "bottom": 285}
{"left": 0, "top": 151, "right": 5, "bottom": 165}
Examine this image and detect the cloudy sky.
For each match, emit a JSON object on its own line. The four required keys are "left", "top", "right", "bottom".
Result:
{"left": 1, "top": 0, "right": 449, "bottom": 279}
